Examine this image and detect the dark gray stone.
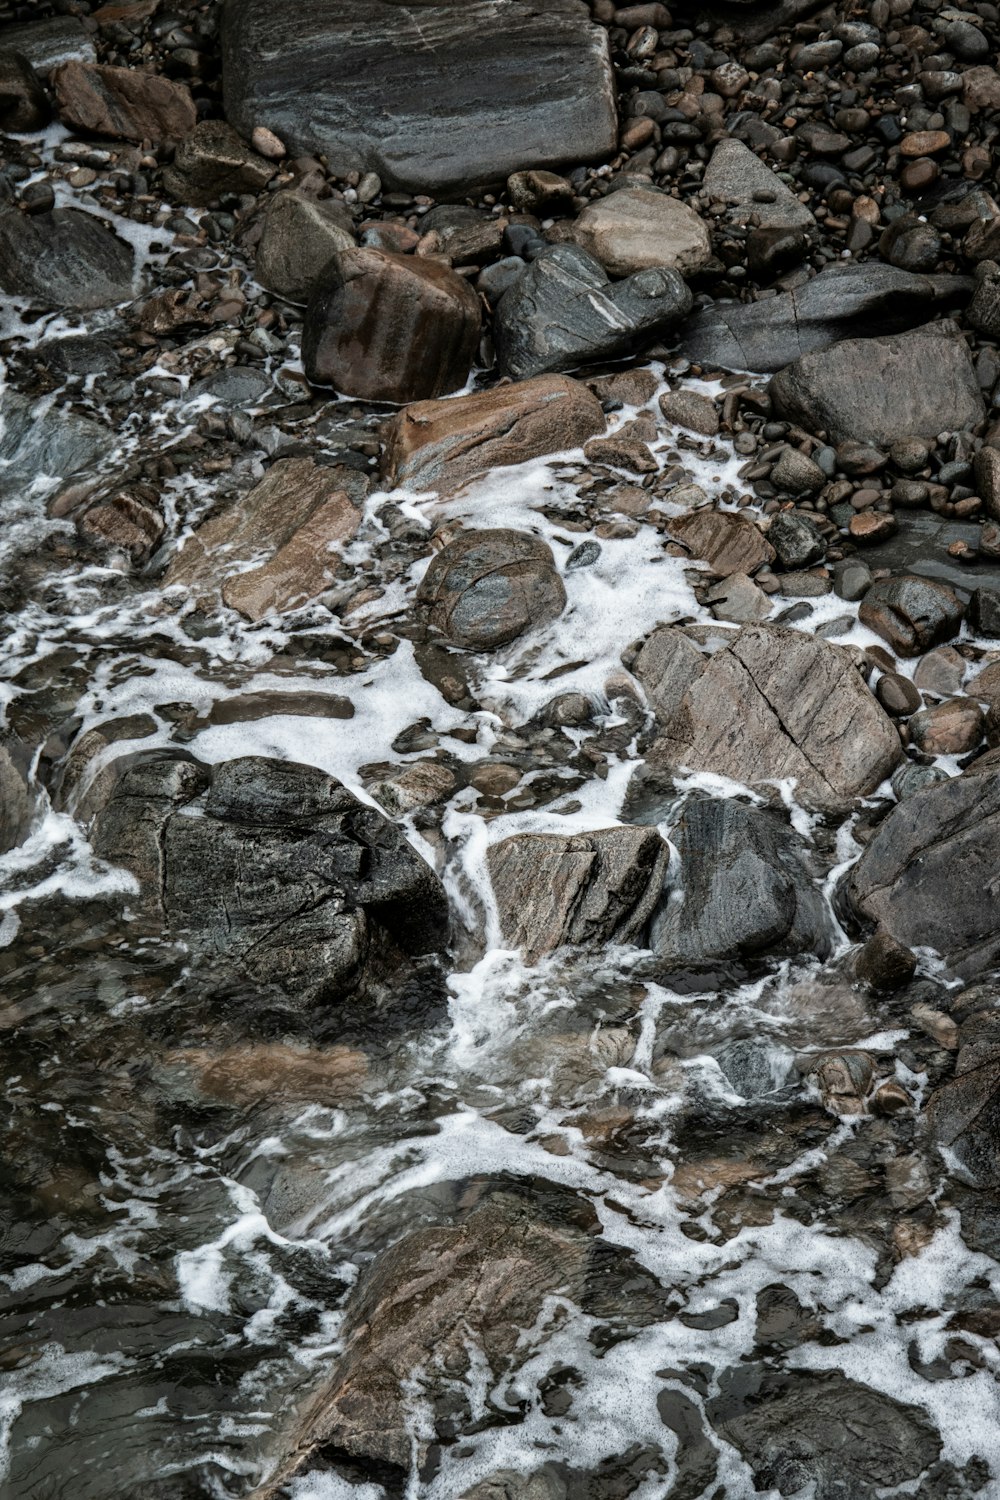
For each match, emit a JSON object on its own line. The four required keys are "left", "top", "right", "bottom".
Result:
{"left": 253, "top": 190, "right": 355, "bottom": 303}
{"left": 859, "top": 575, "right": 964, "bottom": 657}
{"left": 651, "top": 797, "right": 833, "bottom": 964}
{"left": 927, "top": 1008, "right": 1000, "bottom": 1188}
{"left": 0, "top": 49, "right": 50, "bottom": 130}
{"left": 847, "top": 770, "right": 1000, "bottom": 979}
{"left": 768, "top": 510, "right": 826, "bottom": 566}
{"left": 703, "top": 138, "right": 814, "bottom": 232}
{"left": 90, "top": 753, "right": 449, "bottom": 1002}
{"left": 683, "top": 263, "right": 971, "bottom": 374}
{"left": 494, "top": 244, "right": 693, "bottom": 381}
{"left": 0, "top": 206, "right": 135, "bottom": 310}
{"left": 417, "top": 528, "right": 566, "bottom": 650}
{"left": 0, "top": 389, "right": 108, "bottom": 498}
{"left": 0, "top": 16, "right": 95, "bottom": 75}
{"left": 858, "top": 512, "right": 1000, "bottom": 597}
{"left": 222, "top": 0, "right": 617, "bottom": 196}
{"left": 769, "top": 322, "right": 985, "bottom": 446}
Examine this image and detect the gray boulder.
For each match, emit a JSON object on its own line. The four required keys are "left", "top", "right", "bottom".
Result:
{"left": 488, "top": 826, "right": 670, "bottom": 963}
{"left": 0, "top": 389, "right": 108, "bottom": 496}
{"left": 847, "top": 770, "right": 1000, "bottom": 979}
{"left": 90, "top": 753, "right": 449, "bottom": 1002}
{"left": 222, "top": 0, "right": 617, "bottom": 196}
{"left": 0, "top": 16, "right": 95, "bottom": 74}
{"left": 769, "top": 321, "right": 985, "bottom": 445}
{"left": 417, "top": 529, "right": 566, "bottom": 650}
{"left": 494, "top": 244, "right": 692, "bottom": 381}
{"left": 644, "top": 622, "right": 901, "bottom": 812}
{"left": 652, "top": 797, "right": 833, "bottom": 964}
{"left": 683, "top": 263, "right": 971, "bottom": 373}
{"left": 703, "top": 138, "right": 815, "bottom": 232}
{"left": 0, "top": 206, "right": 135, "bottom": 310}
{"left": 253, "top": 189, "right": 355, "bottom": 303}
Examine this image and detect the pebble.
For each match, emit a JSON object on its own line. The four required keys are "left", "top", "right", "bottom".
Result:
{"left": 250, "top": 125, "right": 286, "bottom": 159}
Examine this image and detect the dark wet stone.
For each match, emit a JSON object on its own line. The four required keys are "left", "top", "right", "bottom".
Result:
{"left": 90, "top": 753, "right": 449, "bottom": 1004}
{"left": 770, "top": 322, "right": 985, "bottom": 447}
{"left": 0, "top": 389, "right": 107, "bottom": 497}
{"left": 0, "top": 16, "right": 95, "bottom": 75}
{"left": 163, "top": 119, "right": 275, "bottom": 206}
{"left": 417, "top": 528, "right": 566, "bottom": 650}
{"left": 0, "top": 48, "right": 50, "bottom": 130}
{"left": 709, "top": 1364, "right": 941, "bottom": 1499}
{"left": 222, "top": 0, "right": 617, "bottom": 196}
{"left": 0, "top": 206, "right": 135, "bottom": 310}
{"left": 970, "top": 587, "right": 1000, "bottom": 638}
{"left": 682, "top": 263, "right": 971, "bottom": 374}
{"left": 768, "top": 510, "right": 826, "bottom": 567}
{"left": 855, "top": 926, "right": 917, "bottom": 990}
{"left": 650, "top": 796, "right": 834, "bottom": 964}
{"left": 859, "top": 575, "right": 964, "bottom": 658}
{"left": 494, "top": 243, "right": 692, "bottom": 381}
{"left": 858, "top": 512, "right": 1000, "bottom": 597}
{"left": 848, "top": 770, "right": 1000, "bottom": 980}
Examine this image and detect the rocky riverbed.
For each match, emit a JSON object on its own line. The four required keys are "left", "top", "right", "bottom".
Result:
{"left": 3, "top": 0, "right": 1000, "bottom": 1496}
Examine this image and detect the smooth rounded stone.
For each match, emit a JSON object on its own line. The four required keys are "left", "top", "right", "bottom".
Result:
{"left": 876, "top": 672, "right": 920, "bottom": 717}
{"left": 859, "top": 575, "right": 964, "bottom": 659}
{"left": 848, "top": 510, "right": 897, "bottom": 546}
{"left": 910, "top": 697, "right": 984, "bottom": 756}
{"left": 645, "top": 621, "right": 902, "bottom": 813}
{"left": 476, "top": 256, "right": 527, "bottom": 302}
{"left": 0, "top": 205, "right": 135, "bottom": 310}
{"left": 668, "top": 508, "right": 775, "bottom": 578}
{"left": 583, "top": 432, "right": 656, "bottom": 473}
{"left": 702, "top": 138, "right": 814, "bottom": 232}
{"left": 709, "top": 1365, "right": 941, "bottom": 1500}
{"left": 659, "top": 389, "right": 719, "bottom": 436}
{"left": 571, "top": 183, "right": 711, "bottom": 278}
{"left": 417, "top": 528, "right": 566, "bottom": 650}
{"left": 890, "top": 479, "right": 929, "bottom": 509}
{"left": 767, "top": 509, "right": 826, "bottom": 567}
{"left": 253, "top": 190, "right": 355, "bottom": 303}
{"left": 222, "top": 0, "right": 617, "bottom": 196}
{"left": 855, "top": 925, "right": 917, "bottom": 990}
{"left": 0, "top": 48, "right": 50, "bottom": 130}
{"left": 494, "top": 243, "right": 692, "bottom": 382}
{"left": 52, "top": 60, "right": 196, "bottom": 143}
{"left": 746, "top": 224, "right": 808, "bottom": 277}
{"left": 970, "top": 587, "right": 1000, "bottom": 639}
{"left": 835, "top": 440, "right": 887, "bottom": 477}
{"left": 770, "top": 322, "right": 985, "bottom": 448}
{"left": 890, "top": 436, "right": 930, "bottom": 473}
{"left": 90, "top": 753, "right": 449, "bottom": 1002}
{"left": 682, "top": 262, "right": 971, "bottom": 375}
{"left": 303, "top": 246, "right": 481, "bottom": 403}
{"left": 650, "top": 797, "right": 833, "bottom": 964}
{"left": 879, "top": 216, "right": 942, "bottom": 275}
{"left": 163, "top": 119, "right": 275, "bottom": 206}
{"left": 891, "top": 760, "right": 950, "bottom": 801}
{"left": 383, "top": 375, "right": 604, "bottom": 496}
{"left": 488, "top": 825, "right": 669, "bottom": 962}
{"left": 833, "top": 557, "right": 872, "bottom": 601}
{"left": 770, "top": 447, "right": 825, "bottom": 496}
{"left": 848, "top": 769, "right": 1000, "bottom": 979}
{"left": 945, "top": 19, "right": 990, "bottom": 62}
{"left": 703, "top": 572, "right": 771, "bottom": 623}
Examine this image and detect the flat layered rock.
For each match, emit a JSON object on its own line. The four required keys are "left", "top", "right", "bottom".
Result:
{"left": 52, "top": 60, "right": 196, "bottom": 143}
{"left": 647, "top": 622, "right": 901, "bottom": 811}
{"left": 703, "top": 138, "right": 816, "bottom": 232}
{"left": 769, "top": 321, "right": 985, "bottom": 445}
{"left": 488, "top": 826, "right": 670, "bottom": 962}
{"left": 683, "top": 263, "right": 971, "bottom": 373}
{"left": 571, "top": 184, "right": 712, "bottom": 278}
{"left": 847, "top": 770, "right": 1000, "bottom": 978}
{"left": 222, "top": 0, "right": 617, "bottom": 196}
{"left": 668, "top": 508, "right": 775, "bottom": 577}
{"left": 382, "top": 375, "right": 606, "bottom": 495}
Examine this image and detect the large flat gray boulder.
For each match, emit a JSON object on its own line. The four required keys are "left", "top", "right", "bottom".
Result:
{"left": 222, "top": 0, "right": 617, "bottom": 195}
{"left": 769, "top": 321, "right": 985, "bottom": 445}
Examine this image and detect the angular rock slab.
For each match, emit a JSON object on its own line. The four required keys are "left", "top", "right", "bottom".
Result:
{"left": 382, "top": 375, "right": 606, "bottom": 496}
{"left": 91, "top": 753, "right": 449, "bottom": 1002}
{"left": 494, "top": 244, "right": 692, "bottom": 381}
{"left": 418, "top": 529, "right": 566, "bottom": 651}
{"left": 488, "top": 825, "right": 670, "bottom": 963}
{"left": 0, "top": 206, "right": 135, "bottom": 310}
{"left": 52, "top": 60, "right": 196, "bottom": 143}
{"left": 303, "top": 246, "right": 481, "bottom": 403}
{"left": 651, "top": 797, "right": 833, "bottom": 964}
{"left": 703, "top": 139, "right": 815, "bottom": 232}
{"left": 769, "top": 321, "right": 985, "bottom": 446}
{"left": 847, "top": 770, "right": 1000, "bottom": 979}
{"left": 647, "top": 622, "right": 902, "bottom": 812}
{"left": 222, "top": 0, "right": 617, "bottom": 196}
{"left": 682, "top": 263, "right": 971, "bottom": 374}
{"left": 926, "top": 1007, "right": 1000, "bottom": 1189}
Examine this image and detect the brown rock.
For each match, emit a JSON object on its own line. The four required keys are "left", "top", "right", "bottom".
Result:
{"left": 909, "top": 697, "right": 984, "bottom": 755}
{"left": 648, "top": 622, "right": 902, "bottom": 811}
{"left": 849, "top": 510, "right": 897, "bottom": 544}
{"left": 914, "top": 645, "right": 967, "bottom": 698}
{"left": 583, "top": 432, "right": 657, "bottom": 472}
{"left": 382, "top": 375, "right": 605, "bottom": 495}
{"left": 164, "top": 119, "right": 275, "bottom": 206}
{"left": 165, "top": 457, "right": 362, "bottom": 617}
{"left": 855, "top": 926, "right": 917, "bottom": 990}
{"left": 876, "top": 672, "right": 920, "bottom": 717}
{"left": 303, "top": 247, "right": 481, "bottom": 403}
{"left": 77, "top": 488, "right": 164, "bottom": 564}
{"left": 488, "top": 825, "right": 669, "bottom": 962}
{"left": 571, "top": 184, "right": 712, "bottom": 278}
{"left": 52, "top": 60, "right": 196, "bottom": 143}
{"left": 659, "top": 389, "right": 720, "bottom": 436}
{"left": 169, "top": 1042, "right": 368, "bottom": 1107}
{"left": 587, "top": 368, "right": 659, "bottom": 407}
{"left": 963, "top": 66, "right": 1000, "bottom": 112}
{"left": 417, "top": 528, "right": 566, "bottom": 650}
{"left": 900, "top": 130, "right": 951, "bottom": 157}
{"left": 859, "top": 576, "right": 964, "bottom": 658}
{"left": 668, "top": 509, "right": 775, "bottom": 577}
{"left": 974, "top": 445, "right": 1000, "bottom": 522}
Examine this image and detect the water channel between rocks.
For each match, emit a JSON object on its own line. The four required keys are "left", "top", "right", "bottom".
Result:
{"left": 2, "top": 127, "right": 1000, "bottom": 1500}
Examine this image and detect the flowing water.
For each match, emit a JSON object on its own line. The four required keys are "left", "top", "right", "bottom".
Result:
{"left": 2, "top": 126, "right": 999, "bottom": 1500}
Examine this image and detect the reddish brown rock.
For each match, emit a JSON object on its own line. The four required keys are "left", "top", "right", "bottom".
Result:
{"left": 303, "top": 247, "right": 481, "bottom": 404}
{"left": 52, "top": 60, "right": 196, "bottom": 143}
{"left": 668, "top": 509, "right": 775, "bottom": 577}
{"left": 77, "top": 487, "right": 165, "bottom": 564}
{"left": 382, "top": 375, "right": 605, "bottom": 495}
{"left": 222, "top": 489, "right": 361, "bottom": 621}
{"left": 909, "top": 697, "right": 984, "bottom": 756}
{"left": 163, "top": 120, "right": 275, "bottom": 206}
